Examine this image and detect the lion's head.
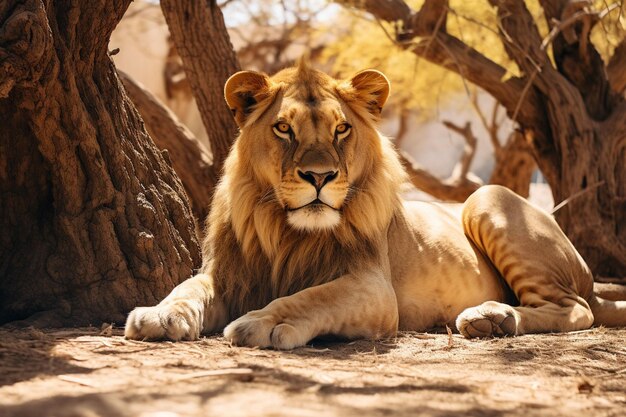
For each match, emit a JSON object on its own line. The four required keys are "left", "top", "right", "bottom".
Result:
{"left": 222, "top": 60, "right": 406, "bottom": 245}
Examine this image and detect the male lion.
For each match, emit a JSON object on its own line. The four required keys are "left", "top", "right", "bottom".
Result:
{"left": 125, "top": 61, "right": 626, "bottom": 349}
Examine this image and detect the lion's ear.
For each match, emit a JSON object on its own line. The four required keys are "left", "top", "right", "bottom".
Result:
{"left": 224, "top": 71, "right": 272, "bottom": 127}
{"left": 348, "top": 69, "right": 390, "bottom": 116}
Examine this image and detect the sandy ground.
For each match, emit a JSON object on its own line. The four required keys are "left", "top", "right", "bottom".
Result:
{"left": 1, "top": 326, "right": 625, "bottom": 417}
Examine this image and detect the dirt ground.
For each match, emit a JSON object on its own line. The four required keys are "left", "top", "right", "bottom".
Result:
{"left": 1, "top": 326, "right": 625, "bottom": 417}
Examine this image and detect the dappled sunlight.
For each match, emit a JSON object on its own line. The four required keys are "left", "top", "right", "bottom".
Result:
{"left": 2, "top": 327, "right": 626, "bottom": 416}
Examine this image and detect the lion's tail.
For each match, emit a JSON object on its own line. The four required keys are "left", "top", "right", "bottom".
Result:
{"left": 590, "top": 283, "right": 626, "bottom": 327}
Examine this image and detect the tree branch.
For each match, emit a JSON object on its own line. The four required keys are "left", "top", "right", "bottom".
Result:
{"left": 538, "top": 0, "right": 620, "bottom": 120}
{"left": 399, "top": 151, "right": 482, "bottom": 202}
{"left": 407, "top": 0, "right": 448, "bottom": 38}
{"left": 488, "top": 0, "right": 552, "bottom": 92}
{"left": 471, "top": 90, "right": 502, "bottom": 153}
{"left": 607, "top": 38, "right": 626, "bottom": 94}
{"left": 442, "top": 120, "right": 478, "bottom": 180}
{"left": 399, "top": 120, "right": 482, "bottom": 202}
{"left": 340, "top": 0, "right": 412, "bottom": 23}
{"left": 393, "top": 106, "right": 410, "bottom": 146}
{"left": 337, "top": 0, "right": 544, "bottom": 134}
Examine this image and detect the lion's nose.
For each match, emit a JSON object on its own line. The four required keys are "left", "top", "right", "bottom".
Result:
{"left": 297, "top": 170, "right": 338, "bottom": 192}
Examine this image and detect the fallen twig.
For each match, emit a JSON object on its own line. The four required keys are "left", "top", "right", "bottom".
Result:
{"left": 173, "top": 368, "right": 254, "bottom": 381}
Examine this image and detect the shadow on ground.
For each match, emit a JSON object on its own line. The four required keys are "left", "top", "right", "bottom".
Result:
{"left": 1, "top": 327, "right": 625, "bottom": 417}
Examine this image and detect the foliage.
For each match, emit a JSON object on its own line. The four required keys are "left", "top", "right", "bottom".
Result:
{"left": 322, "top": 0, "right": 624, "bottom": 117}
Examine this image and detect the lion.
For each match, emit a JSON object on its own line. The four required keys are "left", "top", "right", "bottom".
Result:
{"left": 125, "top": 60, "right": 626, "bottom": 349}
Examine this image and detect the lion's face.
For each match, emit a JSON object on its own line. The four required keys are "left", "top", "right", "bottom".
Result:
{"left": 224, "top": 62, "right": 391, "bottom": 232}
{"left": 269, "top": 93, "right": 351, "bottom": 230}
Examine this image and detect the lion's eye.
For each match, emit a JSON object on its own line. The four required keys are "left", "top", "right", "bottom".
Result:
{"left": 335, "top": 123, "right": 351, "bottom": 140}
{"left": 273, "top": 122, "right": 292, "bottom": 140}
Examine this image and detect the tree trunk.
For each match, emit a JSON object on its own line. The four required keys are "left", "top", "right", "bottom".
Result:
{"left": 119, "top": 70, "right": 216, "bottom": 228}
{"left": 489, "top": 131, "right": 536, "bottom": 198}
{"left": 492, "top": 0, "right": 626, "bottom": 279}
{"left": 160, "top": 0, "right": 240, "bottom": 176}
{"left": 0, "top": 0, "right": 201, "bottom": 326}
{"left": 549, "top": 103, "right": 626, "bottom": 278}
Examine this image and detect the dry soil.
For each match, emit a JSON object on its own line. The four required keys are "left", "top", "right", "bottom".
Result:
{"left": 1, "top": 326, "right": 625, "bottom": 417}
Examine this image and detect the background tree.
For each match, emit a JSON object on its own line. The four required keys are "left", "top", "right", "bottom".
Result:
{"left": 470, "top": 94, "right": 536, "bottom": 198}
{"left": 224, "top": 0, "right": 330, "bottom": 73}
{"left": 421, "top": 93, "right": 537, "bottom": 199}
{"left": 337, "top": 0, "right": 626, "bottom": 280}
{"left": 160, "top": 0, "right": 240, "bottom": 178}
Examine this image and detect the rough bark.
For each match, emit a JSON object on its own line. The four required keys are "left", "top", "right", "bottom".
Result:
{"left": 160, "top": 0, "right": 240, "bottom": 176}
{"left": 0, "top": 0, "right": 201, "bottom": 325}
{"left": 489, "top": 131, "right": 536, "bottom": 198}
{"left": 342, "top": 0, "right": 626, "bottom": 279}
{"left": 119, "top": 71, "right": 216, "bottom": 227}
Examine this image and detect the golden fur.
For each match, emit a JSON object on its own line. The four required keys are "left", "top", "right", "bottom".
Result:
{"left": 203, "top": 62, "right": 405, "bottom": 320}
{"left": 125, "top": 62, "right": 626, "bottom": 348}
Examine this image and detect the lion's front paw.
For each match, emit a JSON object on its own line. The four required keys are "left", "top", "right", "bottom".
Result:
{"left": 124, "top": 302, "right": 203, "bottom": 341}
{"left": 223, "top": 311, "right": 307, "bottom": 350}
{"left": 456, "top": 301, "right": 518, "bottom": 338}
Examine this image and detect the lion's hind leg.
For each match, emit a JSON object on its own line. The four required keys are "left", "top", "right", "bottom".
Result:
{"left": 456, "top": 297, "right": 593, "bottom": 338}
{"left": 458, "top": 185, "right": 595, "bottom": 338}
